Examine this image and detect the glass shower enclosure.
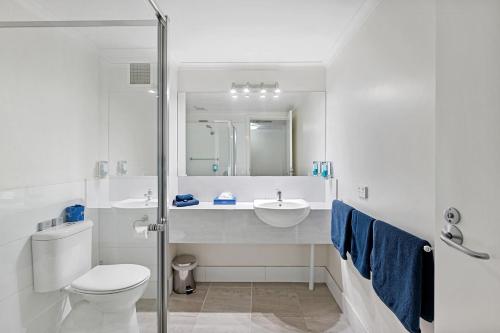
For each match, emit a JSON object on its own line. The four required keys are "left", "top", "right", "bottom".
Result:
{"left": 0, "top": 1, "right": 169, "bottom": 332}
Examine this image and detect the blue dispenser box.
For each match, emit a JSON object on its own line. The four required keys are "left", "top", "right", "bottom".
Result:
{"left": 213, "top": 193, "right": 236, "bottom": 205}
{"left": 65, "top": 204, "right": 85, "bottom": 222}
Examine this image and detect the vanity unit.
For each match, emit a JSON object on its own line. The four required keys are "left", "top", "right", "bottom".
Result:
{"left": 169, "top": 198, "right": 332, "bottom": 290}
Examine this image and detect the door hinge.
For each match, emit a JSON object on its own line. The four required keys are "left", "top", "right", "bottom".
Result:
{"left": 148, "top": 224, "right": 166, "bottom": 232}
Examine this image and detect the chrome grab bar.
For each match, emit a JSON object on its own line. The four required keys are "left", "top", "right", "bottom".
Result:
{"left": 189, "top": 157, "right": 219, "bottom": 161}
{"left": 440, "top": 227, "right": 490, "bottom": 260}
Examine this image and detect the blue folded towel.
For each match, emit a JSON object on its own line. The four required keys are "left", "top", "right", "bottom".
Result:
{"left": 176, "top": 194, "right": 194, "bottom": 202}
{"left": 371, "top": 221, "right": 434, "bottom": 333}
{"left": 173, "top": 199, "right": 199, "bottom": 207}
{"left": 331, "top": 200, "right": 355, "bottom": 260}
{"left": 350, "top": 210, "right": 375, "bottom": 279}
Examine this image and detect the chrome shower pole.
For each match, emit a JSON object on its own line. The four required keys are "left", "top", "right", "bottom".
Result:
{"left": 156, "top": 16, "right": 169, "bottom": 333}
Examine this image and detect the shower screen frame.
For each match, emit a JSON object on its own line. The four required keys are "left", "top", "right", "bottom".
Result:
{"left": 0, "top": 3, "right": 170, "bottom": 332}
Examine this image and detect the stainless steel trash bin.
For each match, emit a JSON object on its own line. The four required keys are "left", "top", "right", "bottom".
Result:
{"left": 172, "top": 254, "right": 197, "bottom": 294}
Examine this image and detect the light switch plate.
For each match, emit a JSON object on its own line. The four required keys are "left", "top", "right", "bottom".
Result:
{"left": 358, "top": 186, "right": 368, "bottom": 199}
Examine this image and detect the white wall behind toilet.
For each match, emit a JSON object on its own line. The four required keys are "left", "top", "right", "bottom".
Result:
{"left": 325, "top": 0, "right": 435, "bottom": 332}
{"left": 0, "top": 20, "right": 102, "bottom": 333}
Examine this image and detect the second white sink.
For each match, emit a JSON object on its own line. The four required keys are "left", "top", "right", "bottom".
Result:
{"left": 253, "top": 199, "right": 310, "bottom": 228}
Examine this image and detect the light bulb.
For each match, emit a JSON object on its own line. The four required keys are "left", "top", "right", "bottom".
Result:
{"left": 244, "top": 95, "right": 250, "bottom": 98}
{"left": 274, "top": 88, "right": 281, "bottom": 94}
{"left": 148, "top": 89, "right": 156, "bottom": 94}
{"left": 273, "top": 95, "right": 279, "bottom": 99}
{"left": 230, "top": 88, "right": 237, "bottom": 94}
{"left": 243, "top": 87, "right": 250, "bottom": 93}
{"left": 260, "top": 95, "right": 266, "bottom": 99}
{"left": 260, "top": 88, "right": 267, "bottom": 94}
{"left": 232, "top": 95, "right": 238, "bottom": 99}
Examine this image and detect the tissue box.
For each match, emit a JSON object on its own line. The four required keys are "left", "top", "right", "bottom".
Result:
{"left": 213, "top": 197, "right": 237, "bottom": 205}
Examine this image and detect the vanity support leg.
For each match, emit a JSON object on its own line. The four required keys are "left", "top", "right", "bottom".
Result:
{"left": 309, "top": 244, "right": 315, "bottom": 290}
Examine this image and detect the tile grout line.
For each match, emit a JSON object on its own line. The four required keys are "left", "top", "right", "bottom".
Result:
{"left": 250, "top": 282, "right": 253, "bottom": 323}
{"left": 200, "top": 282, "right": 210, "bottom": 312}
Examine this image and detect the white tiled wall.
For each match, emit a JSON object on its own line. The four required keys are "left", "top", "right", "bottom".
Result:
{"left": 98, "top": 207, "right": 159, "bottom": 298}
{"left": 0, "top": 182, "right": 87, "bottom": 333}
{"left": 178, "top": 176, "right": 326, "bottom": 202}
{"left": 92, "top": 176, "right": 176, "bottom": 298}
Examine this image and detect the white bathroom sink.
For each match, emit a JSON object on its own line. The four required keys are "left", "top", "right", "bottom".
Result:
{"left": 112, "top": 198, "right": 158, "bottom": 209}
{"left": 253, "top": 199, "right": 310, "bottom": 228}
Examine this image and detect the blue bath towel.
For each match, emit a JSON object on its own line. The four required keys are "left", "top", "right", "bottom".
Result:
{"left": 172, "top": 199, "right": 199, "bottom": 207}
{"left": 350, "top": 210, "right": 375, "bottom": 279}
{"left": 175, "top": 194, "right": 194, "bottom": 202}
{"left": 371, "top": 221, "right": 434, "bottom": 333}
{"left": 331, "top": 200, "right": 354, "bottom": 260}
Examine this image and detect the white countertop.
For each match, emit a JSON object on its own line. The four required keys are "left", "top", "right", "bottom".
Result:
{"left": 169, "top": 201, "right": 331, "bottom": 211}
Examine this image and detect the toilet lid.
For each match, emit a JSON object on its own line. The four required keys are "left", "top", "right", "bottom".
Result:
{"left": 71, "top": 264, "right": 150, "bottom": 293}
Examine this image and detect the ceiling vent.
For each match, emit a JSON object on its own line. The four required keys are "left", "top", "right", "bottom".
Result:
{"left": 129, "top": 63, "right": 151, "bottom": 84}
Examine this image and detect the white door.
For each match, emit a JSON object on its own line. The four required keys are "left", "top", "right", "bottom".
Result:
{"left": 436, "top": 1, "right": 500, "bottom": 332}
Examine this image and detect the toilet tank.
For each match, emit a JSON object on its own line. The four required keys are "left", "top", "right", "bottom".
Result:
{"left": 32, "top": 220, "right": 93, "bottom": 292}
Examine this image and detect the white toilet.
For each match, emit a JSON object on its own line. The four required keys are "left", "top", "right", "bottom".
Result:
{"left": 32, "top": 220, "right": 151, "bottom": 333}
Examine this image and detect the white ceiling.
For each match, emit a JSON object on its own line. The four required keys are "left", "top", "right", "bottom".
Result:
{"left": 6, "top": 0, "right": 366, "bottom": 64}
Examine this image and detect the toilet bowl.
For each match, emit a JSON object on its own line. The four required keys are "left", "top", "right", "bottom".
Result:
{"left": 60, "top": 264, "right": 150, "bottom": 333}
{"left": 31, "top": 221, "right": 151, "bottom": 333}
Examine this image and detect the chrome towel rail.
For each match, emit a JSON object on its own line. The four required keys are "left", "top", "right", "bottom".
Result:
{"left": 189, "top": 157, "right": 219, "bottom": 161}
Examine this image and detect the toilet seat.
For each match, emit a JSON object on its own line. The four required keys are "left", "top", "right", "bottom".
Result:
{"left": 70, "top": 264, "right": 150, "bottom": 295}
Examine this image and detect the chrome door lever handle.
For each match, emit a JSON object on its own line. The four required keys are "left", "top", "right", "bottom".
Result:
{"left": 440, "top": 229, "right": 490, "bottom": 260}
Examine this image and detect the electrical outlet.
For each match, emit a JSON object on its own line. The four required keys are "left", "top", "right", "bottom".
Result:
{"left": 358, "top": 186, "right": 368, "bottom": 199}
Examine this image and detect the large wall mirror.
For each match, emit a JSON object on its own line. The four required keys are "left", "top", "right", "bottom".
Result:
{"left": 178, "top": 91, "right": 326, "bottom": 176}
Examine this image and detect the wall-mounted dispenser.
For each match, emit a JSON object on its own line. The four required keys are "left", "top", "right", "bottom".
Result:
{"left": 312, "top": 161, "right": 319, "bottom": 176}
{"left": 96, "top": 161, "right": 109, "bottom": 179}
{"left": 312, "top": 161, "right": 333, "bottom": 179}
{"left": 320, "top": 161, "right": 329, "bottom": 178}
{"left": 117, "top": 160, "right": 128, "bottom": 176}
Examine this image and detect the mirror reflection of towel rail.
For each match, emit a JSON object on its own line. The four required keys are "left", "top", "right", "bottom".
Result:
{"left": 189, "top": 157, "right": 220, "bottom": 161}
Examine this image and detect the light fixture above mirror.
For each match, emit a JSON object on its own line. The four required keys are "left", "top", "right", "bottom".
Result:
{"left": 230, "top": 81, "right": 281, "bottom": 99}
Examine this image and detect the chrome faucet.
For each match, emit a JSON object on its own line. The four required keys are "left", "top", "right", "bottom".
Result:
{"left": 276, "top": 189, "right": 283, "bottom": 202}
{"left": 144, "top": 188, "right": 153, "bottom": 203}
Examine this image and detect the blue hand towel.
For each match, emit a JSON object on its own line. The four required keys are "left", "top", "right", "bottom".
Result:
{"left": 173, "top": 199, "right": 199, "bottom": 207}
{"left": 350, "top": 210, "right": 375, "bottom": 279}
{"left": 331, "top": 200, "right": 354, "bottom": 260}
{"left": 176, "top": 194, "right": 194, "bottom": 202}
{"left": 371, "top": 221, "right": 434, "bottom": 333}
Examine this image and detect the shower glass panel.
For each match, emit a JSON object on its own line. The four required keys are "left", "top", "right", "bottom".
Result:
{"left": 186, "top": 121, "right": 235, "bottom": 176}
{"left": 0, "top": 11, "right": 167, "bottom": 332}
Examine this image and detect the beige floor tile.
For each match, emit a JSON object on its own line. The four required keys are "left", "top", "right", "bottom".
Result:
{"left": 210, "top": 282, "right": 252, "bottom": 288}
{"left": 305, "top": 314, "right": 352, "bottom": 333}
{"left": 252, "top": 288, "right": 302, "bottom": 316}
{"left": 137, "top": 298, "right": 156, "bottom": 312}
{"left": 137, "top": 281, "right": 350, "bottom": 332}
{"left": 253, "top": 282, "right": 301, "bottom": 290}
{"left": 137, "top": 311, "right": 157, "bottom": 333}
{"left": 202, "top": 287, "right": 252, "bottom": 313}
{"left": 251, "top": 313, "right": 308, "bottom": 333}
{"left": 299, "top": 297, "right": 341, "bottom": 318}
{"left": 295, "top": 283, "right": 331, "bottom": 297}
{"left": 169, "top": 287, "right": 208, "bottom": 313}
{"left": 194, "top": 313, "right": 251, "bottom": 333}
{"left": 168, "top": 313, "right": 198, "bottom": 333}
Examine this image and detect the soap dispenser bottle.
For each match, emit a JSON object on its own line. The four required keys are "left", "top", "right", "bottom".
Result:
{"left": 312, "top": 161, "right": 319, "bottom": 176}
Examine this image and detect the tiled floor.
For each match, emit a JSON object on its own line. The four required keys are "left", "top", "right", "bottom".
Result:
{"left": 137, "top": 282, "right": 353, "bottom": 333}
